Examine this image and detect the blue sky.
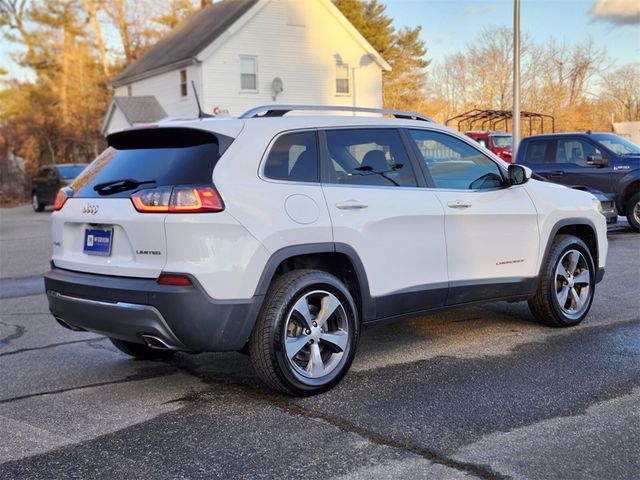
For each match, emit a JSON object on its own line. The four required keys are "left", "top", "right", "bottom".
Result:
{"left": 1, "top": 0, "right": 638, "bottom": 81}
{"left": 383, "top": 0, "right": 640, "bottom": 68}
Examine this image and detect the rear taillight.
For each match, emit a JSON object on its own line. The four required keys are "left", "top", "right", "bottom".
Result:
{"left": 53, "top": 188, "right": 71, "bottom": 211}
{"left": 131, "top": 186, "right": 224, "bottom": 213}
{"left": 158, "top": 273, "right": 192, "bottom": 286}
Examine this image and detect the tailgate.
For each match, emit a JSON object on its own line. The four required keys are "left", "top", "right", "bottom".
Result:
{"left": 52, "top": 198, "right": 167, "bottom": 278}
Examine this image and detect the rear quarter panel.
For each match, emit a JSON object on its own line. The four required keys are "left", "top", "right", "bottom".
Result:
{"left": 211, "top": 122, "right": 333, "bottom": 294}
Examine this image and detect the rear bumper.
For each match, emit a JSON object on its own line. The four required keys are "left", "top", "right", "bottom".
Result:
{"left": 44, "top": 267, "right": 262, "bottom": 352}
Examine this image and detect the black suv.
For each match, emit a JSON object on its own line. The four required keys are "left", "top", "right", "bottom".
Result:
{"left": 516, "top": 132, "right": 640, "bottom": 231}
{"left": 31, "top": 164, "right": 87, "bottom": 212}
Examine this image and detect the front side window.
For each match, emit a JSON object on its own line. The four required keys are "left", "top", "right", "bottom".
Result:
{"left": 263, "top": 131, "right": 318, "bottom": 183}
{"left": 557, "top": 139, "right": 601, "bottom": 167}
{"left": 336, "top": 63, "right": 350, "bottom": 94}
{"left": 179, "top": 70, "right": 187, "bottom": 97}
{"left": 325, "top": 129, "right": 417, "bottom": 187}
{"left": 240, "top": 56, "right": 257, "bottom": 91}
{"left": 408, "top": 129, "right": 505, "bottom": 190}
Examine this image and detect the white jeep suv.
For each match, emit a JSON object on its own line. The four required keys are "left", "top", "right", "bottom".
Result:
{"left": 45, "top": 105, "right": 607, "bottom": 395}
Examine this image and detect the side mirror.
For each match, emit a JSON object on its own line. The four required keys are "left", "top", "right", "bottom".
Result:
{"left": 508, "top": 164, "right": 532, "bottom": 186}
{"left": 587, "top": 154, "right": 608, "bottom": 167}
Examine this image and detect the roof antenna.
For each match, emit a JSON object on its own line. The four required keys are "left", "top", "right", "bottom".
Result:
{"left": 192, "top": 81, "right": 214, "bottom": 118}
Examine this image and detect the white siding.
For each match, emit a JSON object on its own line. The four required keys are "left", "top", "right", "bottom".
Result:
{"left": 200, "top": 0, "right": 382, "bottom": 116}
{"left": 108, "top": 0, "right": 384, "bottom": 119}
{"left": 105, "top": 107, "right": 130, "bottom": 136}
{"left": 114, "top": 63, "right": 203, "bottom": 118}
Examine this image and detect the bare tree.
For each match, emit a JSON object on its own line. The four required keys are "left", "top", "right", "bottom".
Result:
{"left": 601, "top": 64, "right": 640, "bottom": 122}
{"left": 427, "top": 27, "right": 607, "bottom": 131}
{"left": 82, "top": 0, "right": 110, "bottom": 78}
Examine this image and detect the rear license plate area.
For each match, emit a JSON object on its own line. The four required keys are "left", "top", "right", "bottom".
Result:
{"left": 83, "top": 227, "right": 113, "bottom": 256}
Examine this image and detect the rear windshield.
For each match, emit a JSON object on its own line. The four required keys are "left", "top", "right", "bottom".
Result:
{"left": 71, "top": 128, "right": 225, "bottom": 198}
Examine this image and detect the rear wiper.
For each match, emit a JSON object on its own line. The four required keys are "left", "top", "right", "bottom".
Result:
{"left": 93, "top": 178, "right": 156, "bottom": 195}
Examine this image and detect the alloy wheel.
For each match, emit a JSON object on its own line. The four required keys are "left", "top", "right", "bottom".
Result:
{"left": 283, "top": 290, "right": 349, "bottom": 380}
{"left": 555, "top": 249, "right": 591, "bottom": 320}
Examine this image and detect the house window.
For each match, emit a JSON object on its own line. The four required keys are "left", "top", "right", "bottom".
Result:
{"left": 240, "top": 56, "right": 257, "bottom": 91}
{"left": 127, "top": 85, "right": 132, "bottom": 96}
{"left": 180, "top": 70, "right": 187, "bottom": 97}
{"left": 336, "top": 63, "right": 350, "bottom": 94}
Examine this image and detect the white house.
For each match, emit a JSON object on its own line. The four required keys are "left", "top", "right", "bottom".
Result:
{"left": 613, "top": 121, "right": 640, "bottom": 145}
{"left": 103, "top": 0, "right": 390, "bottom": 135}
{"left": 101, "top": 96, "right": 167, "bottom": 136}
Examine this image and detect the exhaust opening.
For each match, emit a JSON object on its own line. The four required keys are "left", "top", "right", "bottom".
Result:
{"left": 141, "top": 334, "right": 173, "bottom": 350}
{"left": 55, "top": 317, "right": 87, "bottom": 332}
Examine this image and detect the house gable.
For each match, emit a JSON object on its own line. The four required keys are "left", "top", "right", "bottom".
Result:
{"left": 110, "top": 0, "right": 259, "bottom": 87}
{"left": 199, "top": 0, "right": 386, "bottom": 114}
{"left": 196, "top": 0, "right": 391, "bottom": 72}
{"left": 110, "top": 0, "right": 390, "bottom": 88}
{"left": 102, "top": 96, "right": 167, "bottom": 135}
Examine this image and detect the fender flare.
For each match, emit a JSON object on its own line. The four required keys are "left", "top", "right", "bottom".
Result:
{"left": 253, "top": 242, "right": 375, "bottom": 321}
{"left": 535, "top": 217, "right": 601, "bottom": 288}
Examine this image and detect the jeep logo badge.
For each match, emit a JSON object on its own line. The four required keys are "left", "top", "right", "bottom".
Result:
{"left": 83, "top": 204, "right": 99, "bottom": 215}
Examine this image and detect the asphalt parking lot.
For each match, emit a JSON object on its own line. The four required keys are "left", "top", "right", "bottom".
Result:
{"left": 1, "top": 205, "right": 638, "bottom": 480}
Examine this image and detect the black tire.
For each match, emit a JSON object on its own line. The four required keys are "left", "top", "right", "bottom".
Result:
{"left": 528, "top": 234, "right": 596, "bottom": 327}
{"left": 32, "top": 192, "right": 44, "bottom": 212}
{"left": 625, "top": 192, "right": 640, "bottom": 232}
{"left": 249, "top": 269, "right": 359, "bottom": 396}
{"left": 109, "top": 338, "right": 176, "bottom": 360}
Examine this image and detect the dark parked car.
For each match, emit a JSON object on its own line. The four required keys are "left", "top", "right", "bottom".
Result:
{"left": 516, "top": 132, "right": 640, "bottom": 231}
{"left": 31, "top": 164, "right": 88, "bottom": 212}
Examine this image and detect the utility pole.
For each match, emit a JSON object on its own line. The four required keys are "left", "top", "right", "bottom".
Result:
{"left": 512, "top": 0, "right": 521, "bottom": 159}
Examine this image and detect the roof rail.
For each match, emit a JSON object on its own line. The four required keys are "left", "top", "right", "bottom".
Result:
{"left": 239, "top": 104, "right": 433, "bottom": 122}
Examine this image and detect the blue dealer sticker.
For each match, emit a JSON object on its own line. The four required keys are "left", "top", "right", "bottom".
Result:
{"left": 83, "top": 228, "right": 113, "bottom": 256}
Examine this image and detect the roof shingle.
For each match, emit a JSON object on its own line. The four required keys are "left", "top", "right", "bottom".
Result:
{"left": 112, "top": 96, "right": 168, "bottom": 123}
{"left": 110, "top": 0, "right": 259, "bottom": 87}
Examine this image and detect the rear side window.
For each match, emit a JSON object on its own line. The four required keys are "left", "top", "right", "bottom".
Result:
{"left": 71, "top": 128, "right": 226, "bottom": 198}
{"left": 523, "top": 140, "right": 552, "bottom": 164}
{"left": 263, "top": 131, "right": 319, "bottom": 182}
{"left": 324, "top": 129, "right": 417, "bottom": 187}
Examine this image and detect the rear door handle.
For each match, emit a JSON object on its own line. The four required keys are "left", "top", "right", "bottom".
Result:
{"left": 447, "top": 200, "right": 472, "bottom": 209}
{"left": 335, "top": 200, "right": 368, "bottom": 210}
{"left": 550, "top": 170, "right": 565, "bottom": 176}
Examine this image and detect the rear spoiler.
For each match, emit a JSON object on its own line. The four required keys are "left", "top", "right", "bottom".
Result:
{"left": 107, "top": 127, "right": 235, "bottom": 156}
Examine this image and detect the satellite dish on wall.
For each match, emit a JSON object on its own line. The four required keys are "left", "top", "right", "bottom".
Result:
{"left": 271, "top": 77, "right": 284, "bottom": 101}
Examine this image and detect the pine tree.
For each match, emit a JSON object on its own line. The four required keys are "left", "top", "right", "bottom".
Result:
{"left": 333, "top": 0, "right": 429, "bottom": 111}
